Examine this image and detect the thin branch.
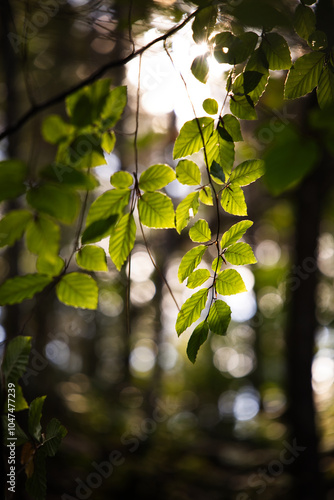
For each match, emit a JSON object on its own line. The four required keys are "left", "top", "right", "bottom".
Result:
{"left": 139, "top": 219, "right": 180, "bottom": 312}
{"left": 0, "top": 7, "right": 201, "bottom": 142}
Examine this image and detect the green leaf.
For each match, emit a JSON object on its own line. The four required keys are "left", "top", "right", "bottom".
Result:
{"left": 43, "top": 418, "right": 67, "bottom": 457}
{"left": 139, "top": 164, "right": 175, "bottom": 191}
{"left": 39, "top": 164, "right": 98, "bottom": 190}
{"left": 199, "top": 187, "right": 213, "bottom": 206}
{"left": 294, "top": 4, "right": 316, "bottom": 40}
{"left": 110, "top": 171, "right": 133, "bottom": 188}
{"left": 175, "top": 192, "right": 200, "bottom": 233}
{"left": 221, "top": 186, "right": 247, "bottom": 216}
{"left": 86, "top": 189, "right": 130, "bottom": 225}
{"left": 215, "top": 269, "right": 247, "bottom": 295}
{"left": 308, "top": 30, "right": 328, "bottom": 51}
{"left": 207, "top": 300, "right": 231, "bottom": 335}
{"left": 36, "top": 255, "right": 64, "bottom": 277}
{"left": 261, "top": 33, "right": 291, "bottom": 70}
{"left": 81, "top": 215, "right": 118, "bottom": 244}
{"left": 173, "top": 117, "right": 214, "bottom": 159}
{"left": 176, "top": 288, "right": 208, "bottom": 336}
{"left": 191, "top": 54, "right": 209, "bottom": 84}
{"left": 56, "top": 273, "right": 98, "bottom": 309}
{"left": 9, "top": 385, "right": 29, "bottom": 411}
{"left": 0, "top": 275, "right": 52, "bottom": 306}
{"left": 3, "top": 336, "right": 31, "bottom": 383}
{"left": 230, "top": 95, "right": 257, "bottom": 120}
{"left": 221, "top": 220, "right": 253, "bottom": 249}
{"left": 210, "top": 161, "right": 225, "bottom": 184}
{"left": 187, "top": 321, "right": 209, "bottom": 363}
{"left": 284, "top": 52, "right": 325, "bottom": 99}
{"left": 214, "top": 31, "right": 258, "bottom": 65}
{"left": 29, "top": 396, "right": 46, "bottom": 442}
{"left": 229, "top": 159, "right": 265, "bottom": 186}
{"left": 219, "top": 114, "right": 243, "bottom": 142}
{"left": 224, "top": 242, "right": 257, "bottom": 265}
{"left": 192, "top": 6, "right": 217, "bottom": 43}
{"left": 67, "top": 134, "right": 107, "bottom": 169}
{"left": 109, "top": 213, "right": 136, "bottom": 271}
{"left": 178, "top": 245, "right": 207, "bottom": 283}
{"left": 233, "top": 71, "right": 264, "bottom": 95}
{"left": 66, "top": 79, "right": 112, "bottom": 126}
{"left": 101, "top": 131, "right": 116, "bottom": 154}
{"left": 317, "top": 65, "right": 334, "bottom": 109}
{"left": 245, "top": 48, "right": 270, "bottom": 104}
{"left": 138, "top": 192, "right": 175, "bottom": 229}
{"left": 187, "top": 269, "right": 211, "bottom": 289}
{"left": 76, "top": 245, "right": 108, "bottom": 272}
{"left": 189, "top": 219, "right": 211, "bottom": 242}
{"left": 206, "top": 129, "right": 235, "bottom": 175}
{"left": 263, "top": 125, "right": 319, "bottom": 195}
{"left": 176, "top": 160, "right": 201, "bottom": 186}
{"left": 212, "top": 256, "right": 223, "bottom": 273}
{"left": 100, "top": 85, "right": 127, "bottom": 130}
{"left": 42, "top": 115, "right": 75, "bottom": 144}
{"left": 26, "top": 184, "right": 80, "bottom": 225}
{"left": 0, "top": 160, "right": 27, "bottom": 202}
{"left": 203, "top": 98, "right": 218, "bottom": 115}
{"left": 26, "top": 216, "right": 60, "bottom": 257}
{"left": 0, "top": 210, "right": 32, "bottom": 248}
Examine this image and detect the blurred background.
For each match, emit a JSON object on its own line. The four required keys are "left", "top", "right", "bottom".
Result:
{"left": 1, "top": 0, "right": 334, "bottom": 499}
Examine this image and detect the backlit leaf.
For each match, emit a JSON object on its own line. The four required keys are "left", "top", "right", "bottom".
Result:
{"left": 56, "top": 273, "right": 98, "bottom": 309}
{"left": 175, "top": 192, "right": 199, "bottom": 233}
{"left": 101, "top": 86, "right": 127, "bottom": 130}
{"left": 26, "top": 216, "right": 60, "bottom": 257}
{"left": 192, "top": 6, "right": 217, "bottom": 43}
{"left": 0, "top": 210, "right": 32, "bottom": 248}
{"left": 0, "top": 160, "right": 27, "bottom": 202}
{"left": 42, "top": 115, "right": 75, "bottom": 144}
{"left": 178, "top": 245, "right": 207, "bottom": 283}
{"left": 219, "top": 114, "right": 243, "bottom": 142}
{"left": 224, "top": 242, "right": 257, "bottom": 265}
{"left": 284, "top": 52, "right": 325, "bottom": 99}
{"left": 230, "top": 95, "right": 257, "bottom": 120}
{"left": 317, "top": 65, "right": 334, "bottom": 109}
{"left": 81, "top": 215, "right": 118, "bottom": 244}
{"left": 221, "top": 220, "right": 253, "bottom": 249}
{"left": 215, "top": 269, "right": 247, "bottom": 295}
{"left": 186, "top": 321, "right": 209, "bottom": 363}
{"left": 294, "top": 4, "right": 316, "bottom": 40}
{"left": 173, "top": 117, "right": 214, "bottom": 159}
{"left": 26, "top": 184, "right": 80, "bottom": 225}
{"left": 138, "top": 192, "right": 175, "bottom": 229}
{"left": 187, "top": 269, "right": 211, "bottom": 289}
{"left": 176, "top": 288, "right": 208, "bottom": 336}
{"left": 221, "top": 186, "right": 247, "bottom": 216}
{"left": 86, "top": 189, "right": 130, "bottom": 225}
{"left": 203, "top": 98, "right": 218, "bottom": 115}
{"left": 29, "top": 396, "right": 46, "bottom": 442}
{"left": 176, "top": 160, "right": 201, "bottom": 186}
{"left": 0, "top": 274, "right": 52, "bottom": 306}
{"left": 109, "top": 213, "right": 136, "bottom": 271}
{"left": 199, "top": 187, "right": 213, "bottom": 206}
{"left": 76, "top": 245, "right": 108, "bottom": 272}
{"left": 101, "top": 131, "right": 116, "bottom": 154}
{"left": 206, "top": 129, "right": 235, "bottom": 175}
{"left": 191, "top": 54, "right": 209, "bottom": 84}
{"left": 261, "top": 33, "right": 291, "bottom": 70}
{"left": 229, "top": 159, "right": 265, "bottom": 186}
{"left": 36, "top": 255, "right": 64, "bottom": 277}
{"left": 207, "top": 300, "right": 231, "bottom": 335}
{"left": 189, "top": 219, "right": 211, "bottom": 242}
{"left": 110, "top": 171, "right": 133, "bottom": 188}
{"left": 139, "top": 164, "right": 175, "bottom": 191}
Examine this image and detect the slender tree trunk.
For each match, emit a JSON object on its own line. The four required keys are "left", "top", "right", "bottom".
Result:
{"left": 286, "top": 1, "right": 334, "bottom": 498}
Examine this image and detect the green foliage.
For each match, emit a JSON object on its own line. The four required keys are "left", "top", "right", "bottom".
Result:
{"left": 284, "top": 52, "right": 325, "bottom": 99}
{"left": 56, "top": 273, "right": 98, "bottom": 309}
{"left": 0, "top": 210, "right": 32, "bottom": 247}
{"left": 176, "top": 192, "right": 200, "bottom": 233}
{"left": 191, "top": 54, "right": 210, "bottom": 83}
{"left": 76, "top": 245, "right": 108, "bottom": 272}
{"left": 173, "top": 117, "right": 214, "bottom": 159}
{"left": 178, "top": 245, "right": 207, "bottom": 283}
{"left": 1, "top": 337, "right": 66, "bottom": 499}
{"left": 189, "top": 219, "right": 211, "bottom": 242}
{"left": 186, "top": 321, "right": 209, "bottom": 363}
{"left": 0, "top": 274, "right": 52, "bottom": 305}
{"left": 176, "top": 160, "right": 201, "bottom": 185}
{"left": 0, "top": 160, "right": 28, "bottom": 202}
{"left": 207, "top": 300, "right": 231, "bottom": 335}
{"left": 109, "top": 214, "right": 136, "bottom": 270}
{"left": 176, "top": 288, "right": 209, "bottom": 335}
{"left": 139, "top": 164, "right": 175, "bottom": 191}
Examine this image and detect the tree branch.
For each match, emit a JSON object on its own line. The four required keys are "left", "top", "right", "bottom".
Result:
{"left": 0, "top": 7, "right": 200, "bottom": 142}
